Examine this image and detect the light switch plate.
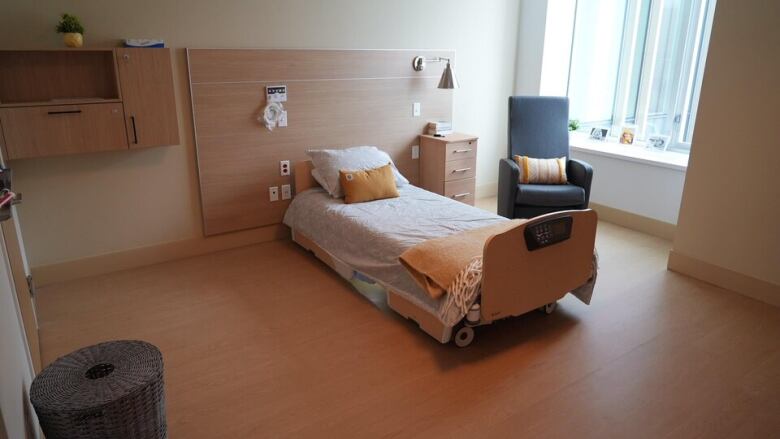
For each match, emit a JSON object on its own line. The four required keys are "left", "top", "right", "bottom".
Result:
{"left": 280, "top": 160, "right": 290, "bottom": 176}
{"left": 269, "top": 186, "right": 279, "bottom": 202}
{"left": 413, "top": 102, "right": 421, "bottom": 117}
{"left": 281, "top": 184, "right": 292, "bottom": 200}
{"left": 412, "top": 145, "right": 420, "bottom": 159}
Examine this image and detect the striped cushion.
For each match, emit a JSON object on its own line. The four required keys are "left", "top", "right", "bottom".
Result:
{"left": 512, "top": 155, "right": 568, "bottom": 184}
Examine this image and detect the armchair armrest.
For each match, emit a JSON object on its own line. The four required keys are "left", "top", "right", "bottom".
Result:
{"left": 498, "top": 158, "right": 520, "bottom": 218}
{"left": 567, "top": 158, "right": 593, "bottom": 207}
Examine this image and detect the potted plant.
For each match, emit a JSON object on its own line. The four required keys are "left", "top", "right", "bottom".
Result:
{"left": 568, "top": 119, "right": 581, "bottom": 132}
{"left": 56, "top": 13, "right": 85, "bottom": 48}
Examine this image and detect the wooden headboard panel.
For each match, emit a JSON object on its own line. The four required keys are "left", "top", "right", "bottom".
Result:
{"left": 187, "top": 49, "right": 454, "bottom": 236}
{"left": 294, "top": 161, "right": 317, "bottom": 194}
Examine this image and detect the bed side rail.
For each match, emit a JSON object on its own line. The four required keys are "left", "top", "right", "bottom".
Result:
{"left": 480, "top": 209, "right": 597, "bottom": 324}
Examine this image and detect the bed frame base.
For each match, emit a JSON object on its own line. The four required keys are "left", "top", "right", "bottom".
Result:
{"left": 291, "top": 208, "right": 597, "bottom": 346}
{"left": 292, "top": 229, "right": 454, "bottom": 342}
{"left": 386, "top": 290, "right": 453, "bottom": 343}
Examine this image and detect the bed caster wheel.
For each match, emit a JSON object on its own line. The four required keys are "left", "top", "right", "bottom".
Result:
{"left": 541, "top": 302, "right": 557, "bottom": 315}
{"left": 453, "top": 325, "right": 475, "bottom": 348}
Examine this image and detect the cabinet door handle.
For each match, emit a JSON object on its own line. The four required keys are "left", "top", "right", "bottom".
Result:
{"left": 130, "top": 116, "right": 139, "bottom": 144}
{"left": 47, "top": 110, "right": 81, "bottom": 115}
{"left": 451, "top": 167, "right": 471, "bottom": 173}
{"left": 452, "top": 149, "right": 472, "bottom": 153}
{"left": 452, "top": 192, "right": 471, "bottom": 198}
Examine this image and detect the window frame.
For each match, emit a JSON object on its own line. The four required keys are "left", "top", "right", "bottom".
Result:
{"left": 566, "top": 0, "right": 716, "bottom": 153}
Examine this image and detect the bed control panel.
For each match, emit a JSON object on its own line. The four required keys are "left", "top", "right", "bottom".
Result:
{"left": 524, "top": 216, "right": 573, "bottom": 251}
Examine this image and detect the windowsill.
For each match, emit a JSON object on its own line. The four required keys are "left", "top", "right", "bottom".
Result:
{"left": 570, "top": 132, "right": 689, "bottom": 172}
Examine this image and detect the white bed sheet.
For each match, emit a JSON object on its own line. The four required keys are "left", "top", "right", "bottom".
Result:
{"left": 282, "top": 185, "right": 507, "bottom": 316}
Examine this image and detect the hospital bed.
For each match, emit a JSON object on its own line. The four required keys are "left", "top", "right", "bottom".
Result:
{"left": 284, "top": 161, "right": 598, "bottom": 347}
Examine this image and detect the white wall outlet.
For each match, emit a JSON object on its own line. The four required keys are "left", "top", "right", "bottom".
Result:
{"left": 269, "top": 186, "right": 279, "bottom": 202}
{"left": 280, "top": 160, "right": 290, "bottom": 176}
{"left": 413, "top": 102, "right": 421, "bottom": 117}
{"left": 281, "top": 184, "right": 292, "bottom": 200}
{"left": 411, "top": 145, "right": 420, "bottom": 159}
{"left": 278, "top": 110, "right": 288, "bottom": 127}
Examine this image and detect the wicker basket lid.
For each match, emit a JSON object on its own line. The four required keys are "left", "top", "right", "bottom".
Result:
{"left": 31, "top": 340, "right": 164, "bottom": 412}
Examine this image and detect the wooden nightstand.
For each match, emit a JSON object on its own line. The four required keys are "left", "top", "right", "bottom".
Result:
{"left": 419, "top": 133, "right": 478, "bottom": 205}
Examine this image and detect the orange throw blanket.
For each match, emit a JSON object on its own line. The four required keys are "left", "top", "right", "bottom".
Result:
{"left": 399, "top": 220, "right": 524, "bottom": 300}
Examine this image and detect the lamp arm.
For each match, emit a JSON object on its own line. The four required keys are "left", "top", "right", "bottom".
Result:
{"left": 412, "top": 56, "right": 452, "bottom": 71}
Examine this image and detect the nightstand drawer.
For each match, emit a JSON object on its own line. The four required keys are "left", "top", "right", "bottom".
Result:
{"left": 444, "top": 178, "right": 475, "bottom": 205}
{"left": 444, "top": 157, "right": 476, "bottom": 181}
{"left": 445, "top": 140, "right": 477, "bottom": 161}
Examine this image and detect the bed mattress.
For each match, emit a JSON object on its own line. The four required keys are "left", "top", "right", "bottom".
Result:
{"left": 282, "top": 185, "right": 507, "bottom": 316}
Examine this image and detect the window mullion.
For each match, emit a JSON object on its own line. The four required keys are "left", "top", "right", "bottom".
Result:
{"left": 611, "top": 0, "right": 643, "bottom": 136}
{"left": 669, "top": 0, "right": 705, "bottom": 149}
{"left": 679, "top": 0, "right": 716, "bottom": 148}
{"left": 634, "top": 0, "right": 665, "bottom": 140}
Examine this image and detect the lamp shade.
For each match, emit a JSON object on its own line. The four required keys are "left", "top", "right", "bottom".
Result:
{"left": 437, "top": 61, "right": 460, "bottom": 89}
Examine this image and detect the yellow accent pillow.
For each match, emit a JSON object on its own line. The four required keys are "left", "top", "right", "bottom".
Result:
{"left": 512, "top": 155, "right": 568, "bottom": 184}
{"left": 339, "top": 163, "right": 400, "bottom": 204}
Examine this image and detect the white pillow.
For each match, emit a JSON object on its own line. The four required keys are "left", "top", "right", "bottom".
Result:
{"left": 310, "top": 168, "right": 330, "bottom": 193}
{"left": 307, "top": 146, "right": 409, "bottom": 198}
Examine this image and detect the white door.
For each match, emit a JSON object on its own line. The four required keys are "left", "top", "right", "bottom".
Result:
{"left": 0, "top": 215, "right": 41, "bottom": 438}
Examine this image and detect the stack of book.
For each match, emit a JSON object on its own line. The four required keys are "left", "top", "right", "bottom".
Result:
{"left": 426, "top": 121, "right": 453, "bottom": 136}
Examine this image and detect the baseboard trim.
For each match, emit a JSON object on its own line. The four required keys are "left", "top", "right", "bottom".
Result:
{"left": 668, "top": 250, "right": 780, "bottom": 307}
{"left": 33, "top": 224, "right": 289, "bottom": 287}
{"left": 590, "top": 202, "right": 676, "bottom": 240}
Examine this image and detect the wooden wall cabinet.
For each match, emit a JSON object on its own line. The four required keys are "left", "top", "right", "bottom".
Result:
{"left": 0, "top": 103, "right": 127, "bottom": 159}
{"left": 116, "top": 48, "right": 179, "bottom": 149}
{"left": 0, "top": 49, "right": 178, "bottom": 160}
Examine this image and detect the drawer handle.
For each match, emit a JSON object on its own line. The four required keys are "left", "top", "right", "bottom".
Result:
{"left": 130, "top": 116, "right": 139, "bottom": 144}
{"left": 451, "top": 167, "right": 471, "bottom": 173}
{"left": 47, "top": 110, "right": 81, "bottom": 115}
{"left": 452, "top": 149, "right": 472, "bottom": 153}
{"left": 452, "top": 192, "right": 471, "bottom": 198}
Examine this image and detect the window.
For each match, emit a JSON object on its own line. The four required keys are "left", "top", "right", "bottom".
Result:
{"left": 566, "top": 0, "right": 716, "bottom": 152}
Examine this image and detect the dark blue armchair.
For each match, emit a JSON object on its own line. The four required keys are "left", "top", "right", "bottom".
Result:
{"left": 497, "top": 96, "right": 593, "bottom": 219}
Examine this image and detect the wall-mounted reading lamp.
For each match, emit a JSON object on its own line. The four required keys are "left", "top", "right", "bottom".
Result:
{"left": 412, "top": 56, "right": 460, "bottom": 89}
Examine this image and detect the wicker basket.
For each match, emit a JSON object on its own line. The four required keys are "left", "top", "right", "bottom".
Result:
{"left": 30, "top": 340, "right": 166, "bottom": 439}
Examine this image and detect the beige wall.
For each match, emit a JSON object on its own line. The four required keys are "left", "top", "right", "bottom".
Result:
{"left": 514, "top": 0, "right": 548, "bottom": 95}
{"left": 0, "top": 0, "right": 520, "bottom": 268}
{"left": 671, "top": 0, "right": 780, "bottom": 297}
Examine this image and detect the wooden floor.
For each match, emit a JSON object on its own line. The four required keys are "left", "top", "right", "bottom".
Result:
{"left": 37, "top": 219, "right": 780, "bottom": 437}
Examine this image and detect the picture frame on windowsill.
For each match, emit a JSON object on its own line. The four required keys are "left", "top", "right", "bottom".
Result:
{"left": 590, "top": 128, "right": 609, "bottom": 141}
{"left": 619, "top": 126, "right": 636, "bottom": 145}
{"left": 647, "top": 135, "right": 671, "bottom": 151}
